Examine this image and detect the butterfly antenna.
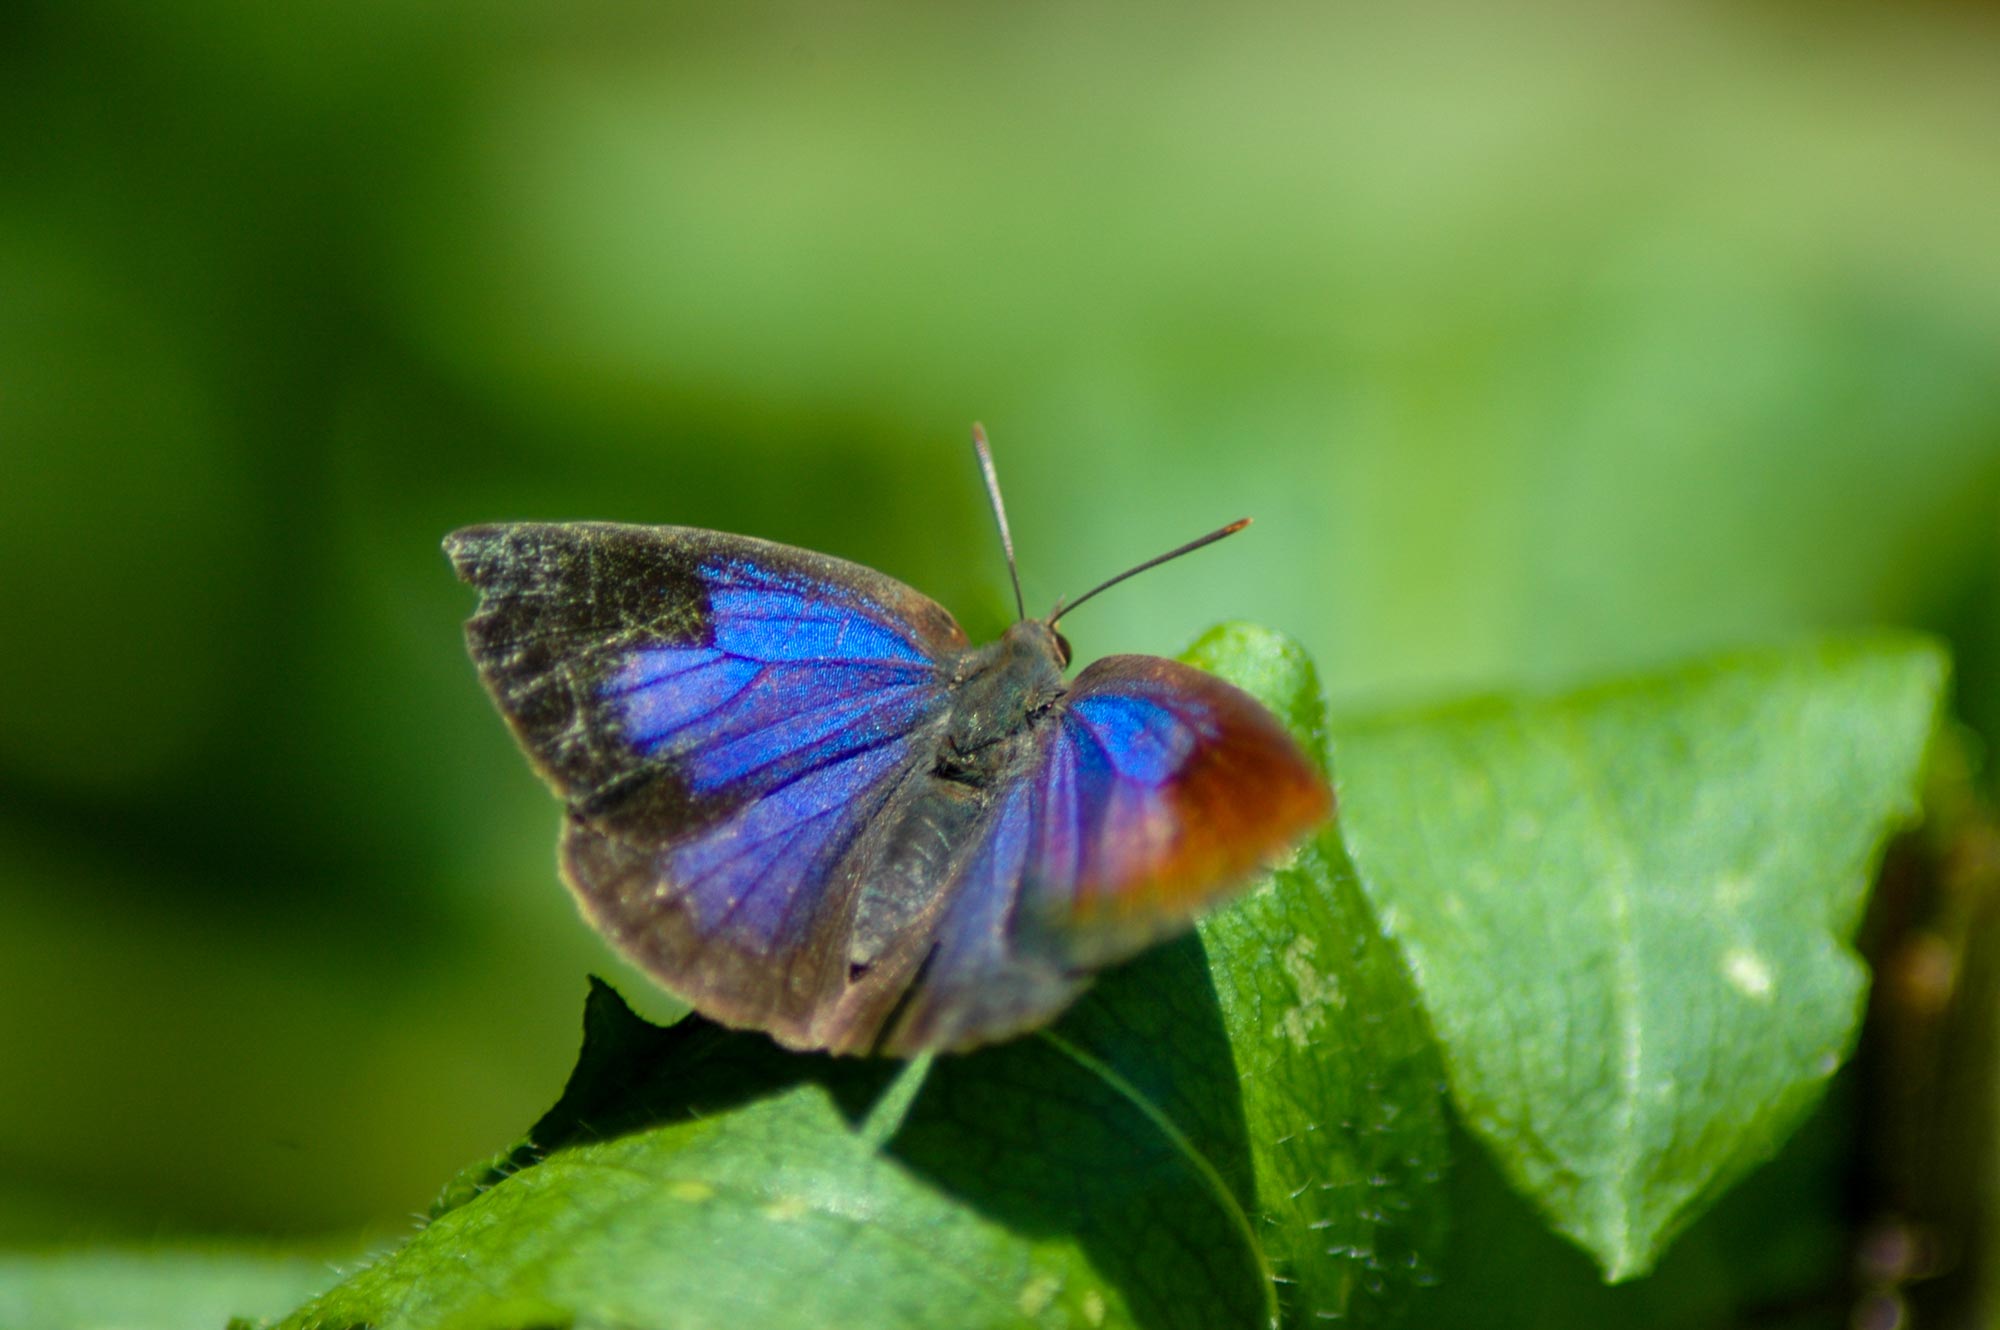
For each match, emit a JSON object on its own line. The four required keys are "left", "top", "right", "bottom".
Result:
{"left": 1051, "top": 518, "right": 1252, "bottom": 624}
{"left": 971, "top": 422, "right": 1027, "bottom": 621}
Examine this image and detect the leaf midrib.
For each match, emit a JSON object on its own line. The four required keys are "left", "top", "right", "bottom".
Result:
{"left": 1037, "top": 1028, "right": 1281, "bottom": 1330}
{"left": 1555, "top": 706, "right": 1647, "bottom": 1276}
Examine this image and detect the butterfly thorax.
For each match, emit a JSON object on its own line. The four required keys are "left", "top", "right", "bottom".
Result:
{"left": 936, "top": 620, "right": 1069, "bottom": 785}
{"left": 843, "top": 619, "right": 1067, "bottom": 984}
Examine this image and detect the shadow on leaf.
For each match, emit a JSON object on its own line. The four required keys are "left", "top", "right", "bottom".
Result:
{"left": 392, "top": 953, "right": 1268, "bottom": 1330}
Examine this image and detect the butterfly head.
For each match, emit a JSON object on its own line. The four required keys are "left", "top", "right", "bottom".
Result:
{"left": 992, "top": 617, "right": 1071, "bottom": 675}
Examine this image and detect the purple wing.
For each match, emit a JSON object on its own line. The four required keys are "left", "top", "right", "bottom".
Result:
{"left": 446, "top": 522, "right": 967, "bottom": 1045}
{"left": 885, "top": 655, "right": 1332, "bottom": 1053}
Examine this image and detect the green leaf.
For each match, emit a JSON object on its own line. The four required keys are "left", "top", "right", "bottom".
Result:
{"left": 1331, "top": 636, "right": 1947, "bottom": 1280}
{"left": 0, "top": 1247, "right": 337, "bottom": 1330}
{"left": 276, "top": 623, "right": 1448, "bottom": 1330}
{"left": 288, "top": 981, "right": 1265, "bottom": 1330}
{"left": 1183, "top": 624, "right": 1449, "bottom": 1325}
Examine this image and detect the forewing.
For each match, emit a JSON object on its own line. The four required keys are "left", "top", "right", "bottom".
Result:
{"left": 886, "top": 654, "right": 1332, "bottom": 1053}
{"left": 445, "top": 522, "right": 967, "bottom": 1044}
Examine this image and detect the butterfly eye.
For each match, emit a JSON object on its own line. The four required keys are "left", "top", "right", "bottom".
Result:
{"left": 1053, "top": 629, "right": 1073, "bottom": 667}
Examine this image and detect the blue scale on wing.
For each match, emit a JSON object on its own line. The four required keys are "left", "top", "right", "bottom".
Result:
{"left": 701, "top": 557, "right": 934, "bottom": 662}
{"left": 606, "top": 645, "right": 727, "bottom": 693}
{"left": 1021, "top": 694, "right": 1197, "bottom": 889}
{"left": 1030, "top": 726, "right": 1089, "bottom": 887}
{"left": 616, "top": 654, "right": 766, "bottom": 747}
{"left": 708, "top": 587, "right": 928, "bottom": 665}
{"left": 598, "top": 561, "right": 952, "bottom": 950}
{"left": 686, "top": 668, "right": 935, "bottom": 793}
{"left": 666, "top": 739, "right": 913, "bottom": 945}
{"left": 891, "top": 778, "right": 1063, "bottom": 1049}
{"left": 887, "top": 687, "right": 1213, "bottom": 1050}
{"left": 1067, "top": 693, "right": 1197, "bottom": 786}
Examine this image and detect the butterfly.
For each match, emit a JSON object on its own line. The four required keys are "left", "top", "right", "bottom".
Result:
{"left": 445, "top": 427, "right": 1332, "bottom": 1055}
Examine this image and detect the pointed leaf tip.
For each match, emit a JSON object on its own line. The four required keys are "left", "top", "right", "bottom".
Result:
{"left": 1334, "top": 635, "right": 1947, "bottom": 1278}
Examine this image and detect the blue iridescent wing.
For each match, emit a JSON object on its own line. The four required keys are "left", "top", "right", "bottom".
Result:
{"left": 446, "top": 522, "right": 968, "bottom": 1048}
{"left": 885, "top": 655, "right": 1332, "bottom": 1053}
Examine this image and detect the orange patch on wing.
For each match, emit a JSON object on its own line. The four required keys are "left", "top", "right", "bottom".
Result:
{"left": 1069, "top": 694, "right": 1334, "bottom": 924}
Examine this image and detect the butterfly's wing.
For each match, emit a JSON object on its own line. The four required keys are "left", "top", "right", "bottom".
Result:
{"left": 446, "top": 522, "right": 969, "bottom": 1048}
{"left": 885, "top": 654, "right": 1333, "bottom": 1053}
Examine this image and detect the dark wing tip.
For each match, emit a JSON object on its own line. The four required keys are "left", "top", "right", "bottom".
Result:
{"left": 442, "top": 525, "right": 486, "bottom": 573}
{"left": 442, "top": 523, "right": 532, "bottom": 587}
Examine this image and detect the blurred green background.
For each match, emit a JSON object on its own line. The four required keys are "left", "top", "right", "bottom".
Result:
{"left": 4, "top": 0, "right": 1999, "bottom": 1259}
